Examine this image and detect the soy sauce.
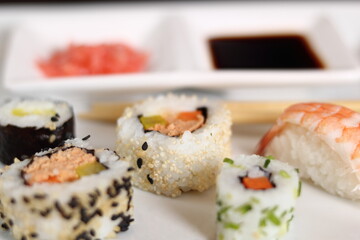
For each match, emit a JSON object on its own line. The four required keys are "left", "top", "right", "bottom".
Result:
{"left": 209, "top": 35, "right": 324, "bottom": 69}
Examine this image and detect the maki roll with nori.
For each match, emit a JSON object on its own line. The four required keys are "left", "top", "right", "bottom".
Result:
{"left": 217, "top": 155, "right": 300, "bottom": 240}
{"left": 116, "top": 94, "right": 232, "bottom": 197}
{"left": 0, "top": 98, "right": 75, "bottom": 165}
{"left": 0, "top": 137, "right": 133, "bottom": 240}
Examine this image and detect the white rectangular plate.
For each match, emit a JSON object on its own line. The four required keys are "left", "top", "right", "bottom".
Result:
{"left": 2, "top": 6, "right": 360, "bottom": 95}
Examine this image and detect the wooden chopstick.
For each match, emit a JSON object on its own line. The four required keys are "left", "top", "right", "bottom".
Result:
{"left": 79, "top": 100, "right": 360, "bottom": 124}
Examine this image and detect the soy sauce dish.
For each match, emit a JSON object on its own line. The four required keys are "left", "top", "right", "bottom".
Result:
{"left": 208, "top": 34, "right": 324, "bottom": 70}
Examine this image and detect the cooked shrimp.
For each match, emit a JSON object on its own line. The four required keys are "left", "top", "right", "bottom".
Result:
{"left": 256, "top": 102, "right": 360, "bottom": 200}
{"left": 257, "top": 102, "right": 360, "bottom": 161}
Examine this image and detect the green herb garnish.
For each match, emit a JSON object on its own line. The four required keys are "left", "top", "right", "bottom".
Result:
{"left": 264, "top": 159, "right": 271, "bottom": 168}
{"left": 217, "top": 206, "right": 231, "bottom": 221}
{"left": 236, "top": 204, "right": 252, "bottom": 215}
{"left": 279, "top": 170, "right": 291, "bottom": 178}
{"left": 286, "top": 214, "right": 294, "bottom": 231}
{"left": 223, "top": 158, "right": 234, "bottom": 164}
{"left": 268, "top": 212, "right": 281, "bottom": 226}
{"left": 259, "top": 218, "right": 267, "bottom": 228}
{"left": 298, "top": 181, "right": 302, "bottom": 197}
{"left": 224, "top": 222, "right": 241, "bottom": 230}
{"left": 218, "top": 233, "right": 224, "bottom": 240}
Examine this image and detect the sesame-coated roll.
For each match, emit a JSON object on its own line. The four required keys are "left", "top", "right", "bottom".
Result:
{"left": 0, "top": 98, "right": 74, "bottom": 165}
{"left": 0, "top": 137, "right": 133, "bottom": 240}
{"left": 217, "top": 155, "right": 300, "bottom": 240}
{"left": 116, "top": 94, "right": 232, "bottom": 197}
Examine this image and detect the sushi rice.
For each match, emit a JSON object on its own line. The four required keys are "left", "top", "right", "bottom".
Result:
{"left": 0, "top": 138, "right": 133, "bottom": 240}
{"left": 217, "top": 154, "right": 300, "bottom": 240}
{"left": 116, "top": 94, "right": 232, "bottom": 197}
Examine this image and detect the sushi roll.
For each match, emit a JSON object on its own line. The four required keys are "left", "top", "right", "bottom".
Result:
{"left": 0, "top": 98, "right": 75, "bottom": 165}
{"left": 256, "top": 102, "right": 360, "bottom": 200}
{"left": 0, "top": 137, "right": 134, "bottom": 240}
{"left": 217, "top": 155, "right": 300, "bottom": 240}
{"left": 116, "top": 94, "right": 232, "bottom": 197}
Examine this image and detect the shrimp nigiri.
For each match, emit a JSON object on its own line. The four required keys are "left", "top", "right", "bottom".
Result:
{"left": 256, "top": 102, "right": 360, "bottom": 200}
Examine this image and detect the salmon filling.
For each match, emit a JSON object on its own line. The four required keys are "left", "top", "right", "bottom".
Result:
{"left": 23, "top": 147, "right": 104, "bottom": 185}
{"left": 139, "top": 110, "right": 205, "bottom": 137}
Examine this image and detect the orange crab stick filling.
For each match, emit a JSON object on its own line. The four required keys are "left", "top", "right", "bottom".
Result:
{"left": 23, "top": 147, "right": 104, "bottom": 185}
{"left": 140, "top": 110, "right": 204, "bottom": 137}
{"left": 242, "top": 177, "right": 273, "bottom": 190}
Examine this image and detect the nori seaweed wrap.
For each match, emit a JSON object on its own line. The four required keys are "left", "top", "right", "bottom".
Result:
{"left": 0, "top": 98, "right": 74, "bottom": 165}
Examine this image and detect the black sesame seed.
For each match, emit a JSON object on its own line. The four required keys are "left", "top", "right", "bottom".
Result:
{"left": 10, "top": 198, "right": 16, "bottom": 204}
{"left": 127, "top": 167, "right": 134, "bottom": 171}
{"left": 111, "top": 213, "right": 122, "bottom": 221}
{"left": 30, "top": 232, "right": 38, "bottom": 238}
{"left": 90, "top": 229, "right": 95, "bottom": 236}
{"left": 50, "top": 116, "right": 59, "bottom": 122}
{"left": 55, "top": 113, "right": 60, "bottom": 118}
{"left": 68, "top": 197, "right": 79, "bottom": 208}
{"left": 0, "top": 212, "right": 5, "bottom": 218}
{"left": 111, "top": 202, "right": 118, "bottom": 207}
{"left": 95, "top": 190, "right": 101, "bottom": 197}
{"left": 137, "top": 158, "right": 143, "bottom": 169}
{"left": 118, "top": 215, "right": 134, "bottom": 232}
{"left": 147, "top": 174, "right": 154, "bottom": 184}
{"left": 55, "top": 202, "right": 72, "bottom": 219}
{"left": 9, "top": 220, "right": 13, "bottom": 227}
{"left": 23, "top": 197, "right": 30, "bottom": 203}
{"left": 80, "top": 208, "right": 102, "bottom": 224}
{"left": 127, "top": 196, "right": 132, "bottom": 211}
{"left": 75, "top": 231, "right": 91, "bottom": 240}
{"left": 88, "top": 193, "right": 98, "bottom": 207}
{"left": 1, "top": 223, "right": 9, "bottom": 230}
{"left": 21, "top": 236, "right": 27, "bottom": 240}
{"left": 82, "top": 135, "right": 91, "bottom": 141}
{"left": 34, "top": 194, "right": 47, "bottom": 199}
{"left": 73, "top": 223, "right": 80, "bottom": 231}
{"left": 40, "top": 208, "right": 52, "bottom": 217}
{"left": 142, "top": 142, "right": 148, "bottom": 151}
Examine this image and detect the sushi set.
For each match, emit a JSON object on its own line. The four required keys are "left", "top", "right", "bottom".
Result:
{"left": 0, "top": 95, "right": 360, "bottom": 240}
{"left": 1, "top": 2, "right": 360, "bottom": 240}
